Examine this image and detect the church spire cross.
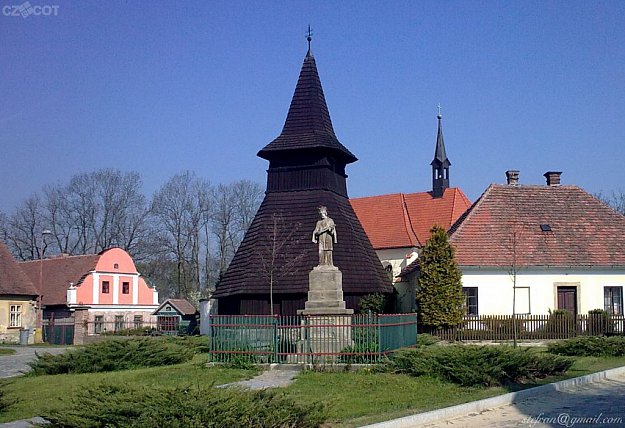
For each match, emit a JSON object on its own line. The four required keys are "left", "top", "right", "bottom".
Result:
{"left": 306, "top": 25, "right": 313, "bottom": 56}
{"left": 437, "top": 103, "right": 442, "bottom": 119}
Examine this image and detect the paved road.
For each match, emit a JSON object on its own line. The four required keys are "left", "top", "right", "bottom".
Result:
{"left": 423, "top": 373, "right": 625, "bottom": 428}
{"left": 0, "top": 346, "right": 69, "bottom": 378}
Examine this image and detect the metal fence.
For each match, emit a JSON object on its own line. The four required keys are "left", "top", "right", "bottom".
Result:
{"left": 83, "top": 321, "right": 161, "bottom": 336}
{"left": 422, "top": 314, "right": 625, "bottom": 341}
{"left": 208, "top": 313, "right": 418, "bottom": 364}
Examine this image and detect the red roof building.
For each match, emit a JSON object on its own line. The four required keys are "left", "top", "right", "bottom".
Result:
{"left": 350, "top": 113, "right": 472, "bottom": 312}
{"left": 404, "top": 171, "right": 625, "bottom": 317}
{"left": 20, "top": 247, "right": 159, "bottom": 343}
{"left": 351, "top": 187, "right": 471, "bottom": 250}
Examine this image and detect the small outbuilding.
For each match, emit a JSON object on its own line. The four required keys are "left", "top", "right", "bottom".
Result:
{"left": 153, "top": 298, "right": 198, "bottom": 335}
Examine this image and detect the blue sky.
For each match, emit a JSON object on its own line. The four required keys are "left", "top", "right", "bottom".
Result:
{"left": 1, "top": 1, "right": 624, "bottom": 213}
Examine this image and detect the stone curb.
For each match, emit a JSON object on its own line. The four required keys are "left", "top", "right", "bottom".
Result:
{"left": 360, "top": 365, "right": 625, "bottom": 428}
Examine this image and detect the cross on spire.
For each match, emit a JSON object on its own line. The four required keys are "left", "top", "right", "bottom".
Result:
{"left": 306, "top": 25, "right": 313, "bottom": 56}
{"left": 437, "top": 103, "right": 442, "bottom": 119}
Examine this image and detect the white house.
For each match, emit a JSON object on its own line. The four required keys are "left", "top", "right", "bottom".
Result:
{"left": 404, "top": 170, "right": 625, "bottom": 318}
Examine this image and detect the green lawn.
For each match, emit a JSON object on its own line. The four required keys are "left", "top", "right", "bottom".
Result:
{"left": 0, "top": 349, "right": 16, "bottom": 356}
{"left": 1, "top": 350, "right": 624, "bottom": 426}
{"left": 284, "top": 370, "right": 507, "bottom": 427}
{"left": 0, "top": 356, "right": 257, "bottom": 423}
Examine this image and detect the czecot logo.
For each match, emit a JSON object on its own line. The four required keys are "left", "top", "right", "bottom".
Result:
{"left": 2, "top": 1, "right": 59, "bottom": 18}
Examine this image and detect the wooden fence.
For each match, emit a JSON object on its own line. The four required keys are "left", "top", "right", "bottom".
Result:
{"left": 421, "top": 314, "right": 625, "bottom": 341}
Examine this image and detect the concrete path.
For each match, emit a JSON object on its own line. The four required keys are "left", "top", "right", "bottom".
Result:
{"left": 364, "top": 367, "right": 625, "bottom": 428}
{"left": 0, "top": 346, "right": 69, "bottom": 379}
{"left": 422, "top": 373, "right": 625, "bottom": 428}
{"left": 218, "top": 364, "right": 303, "bottom": 390}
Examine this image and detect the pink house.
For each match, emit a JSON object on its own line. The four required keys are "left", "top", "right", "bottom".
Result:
{"left": 20, "top": 247, "right": 158, "bottom": 343}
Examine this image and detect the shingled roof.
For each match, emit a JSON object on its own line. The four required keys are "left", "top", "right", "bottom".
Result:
{"left": 154, "top": 298, "right": 197, "bottom": 316}
{"left": 215, "top": 191, "right": 389, "bottom": 297}
{"left": 0, "top": 241, "right": 38, "bottom": 296}
{"left": 350, "top": 188, "right": 471, "bottom": 249}
{"left": 20, "top": 254, "right": 100, "bottom": 306}
{"left": 215, "top": 45, "right": 391, "bottom": 312}
{"left": 449, "top": 184, "right": 625, "bottom": 267}
{"left": 257, "top": 51, "right": 357, "bottom": 164}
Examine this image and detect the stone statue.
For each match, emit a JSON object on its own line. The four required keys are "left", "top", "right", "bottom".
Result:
{"left": 312, "top": 206, "right": 337, "bottom": 266}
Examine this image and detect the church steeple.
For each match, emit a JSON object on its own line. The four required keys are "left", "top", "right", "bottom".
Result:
{"left": 257, "top": 39, "right": 357, "bottom": 196}
{"left": 431, "top": 105, "right": 451, "bottom": 198}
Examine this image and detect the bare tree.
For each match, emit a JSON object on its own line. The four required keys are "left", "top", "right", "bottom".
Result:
{"left": 151, "top": 171, "right": 212, "bottom": 298}
{"left": 5, "top": 195, "right": 44, "bottom": 260}
{"left": 211, "top": 183, "right": 237, "bottom": 276}
{"left": 232, "top": 179, "right": 263, "bottom": 241}
{"left": 506, "top": 223, "right": 527, "bottom": 347}
{"left": 211, "top": 180, "right": 263, "bottom": 277}
{"left": 258, "top": 213, "right": 306, "bottom": 316}
{"left": 595, "top": 190, "right": 625, "bottom": 215}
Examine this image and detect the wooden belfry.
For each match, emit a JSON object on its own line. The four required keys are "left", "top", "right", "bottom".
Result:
{"left": 213, "top": 36, "right": 391, "bottom": 315}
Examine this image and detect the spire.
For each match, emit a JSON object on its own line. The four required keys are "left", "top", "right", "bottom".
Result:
{"left": 257, "top": 36, "right": 357, "bottom": 164}
{"left": 431, "top": 105, "right": 451, "bottom": 198}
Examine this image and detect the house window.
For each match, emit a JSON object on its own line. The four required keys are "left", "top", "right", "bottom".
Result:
{"left": 102, "top": 281, "right": 110, "bottom": 294}
{"left": 122, "top": 282, "right": 130, "bottom": 294}
{"left": 9, "top": 305, "right": 22, "bottom": 328}
{"left": 462, "top": 287, "right": 478, "bottom": 316}
{"left": 114, "top": 263, "right": 119, "bottom": 269}
{"left": 158, "top": 316, "right": 179, "bottom": 332}
{"left": 133, "top": 315, "right": 143, "bottom": 328}
{"left": 604, "top": 286, "right": 623, "bottom": 315}
{"left": 94, "top": 315, "right": 104, "bottom": 334}
{"left": 114, "top": 315, "right": 124, "bottom": 331}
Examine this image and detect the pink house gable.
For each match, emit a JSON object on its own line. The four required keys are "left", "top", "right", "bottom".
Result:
{"left": 72, "top": 248, "right": 158, "bottom": 307}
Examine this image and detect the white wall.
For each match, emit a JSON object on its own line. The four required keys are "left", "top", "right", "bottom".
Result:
{"left": 460, "top": 267, "right": 625, "bottom": 315}
{"left": 376, "top": 247, "right": 418, "bottom": 280}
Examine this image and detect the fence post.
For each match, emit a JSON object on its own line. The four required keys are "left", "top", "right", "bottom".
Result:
{"left": 273, "top": 315, "right": 278, "bottom": 364}
{"left": 377, "top": 313, "right": 382, "bottom": 362}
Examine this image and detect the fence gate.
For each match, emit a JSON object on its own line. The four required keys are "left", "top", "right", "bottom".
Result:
{"left": 43, "top": 317, "right": 74, "bottom": 345}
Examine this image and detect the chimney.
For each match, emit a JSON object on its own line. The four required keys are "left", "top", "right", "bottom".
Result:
{"left": 544, "top": 171, "right": 562, "bottom": 186}
{"left": 506, "top": 170, "right": 520, "bottom": 186}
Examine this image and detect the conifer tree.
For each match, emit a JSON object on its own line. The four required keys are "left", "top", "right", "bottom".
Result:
{"left": 416, "top": 226, "right": 464, "bottom": 328}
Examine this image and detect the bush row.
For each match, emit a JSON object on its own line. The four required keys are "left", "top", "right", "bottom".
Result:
{"left": 43, "top": 382, "right": 326, "bottom": 428}
{"left": 28, "top": 338, "right": 195, "bottom": 375}
{"left": 547, "top": 336, "right": 625, "bottom": 357}
{"left": 385, "top": 345, "right": 573, "bottom": 387}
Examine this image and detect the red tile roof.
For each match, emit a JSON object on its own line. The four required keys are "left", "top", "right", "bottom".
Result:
{"left": 449, "top": 184, "right": 625, "bottom": 267}
{"left": 350, "top": 188, "right": 472, "bottom": 249}
{"left": 20, "top": 254, "right": 100, "bottom": 306}
{"left": 0, "top": 241, "right": 38, "bottom": 296}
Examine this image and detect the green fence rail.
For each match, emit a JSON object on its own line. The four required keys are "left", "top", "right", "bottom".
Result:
{"left": 208, "top": 313, "right": 417, "bottom": 364}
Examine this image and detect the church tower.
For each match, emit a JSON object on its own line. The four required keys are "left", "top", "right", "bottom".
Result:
{"left": 431, "top": 108, "right": 451, "bottom": 198}
{"left": 214, "top": 36, "right": 391, "bottom": 315}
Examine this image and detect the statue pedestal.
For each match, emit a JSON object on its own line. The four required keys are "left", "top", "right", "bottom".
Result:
{"left": 298, "top": 265, "right": 354, "bottom": 316}
{"left": 294, "top": 265, "right": 353, "bottom": 363}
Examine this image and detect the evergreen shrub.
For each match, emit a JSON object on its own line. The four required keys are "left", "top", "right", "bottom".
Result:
{"left": 385, "top": 345, "right": 573, "bottom": 387}
{"left": 28, "top": 338, "right": 194, "bottom": 375}
{"left": 547, "top": 336, "right": 625, "bottom": 357}
{"left": 415, "top": 226, "right": 464, "bottom": 329}
{"left": 43, "top": 382, "right": 327, "bottom": 428}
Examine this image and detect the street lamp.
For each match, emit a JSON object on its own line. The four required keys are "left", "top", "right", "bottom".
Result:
{"left": 37, "top": 230, "right": 52, "bottom": 341}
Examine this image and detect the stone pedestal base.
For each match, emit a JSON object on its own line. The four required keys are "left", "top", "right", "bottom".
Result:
{"left": 298, "top": 266, "right": 354, "bottom": 316}
{"left": 290, "top": 315, "right": 353, "bottom": 364}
